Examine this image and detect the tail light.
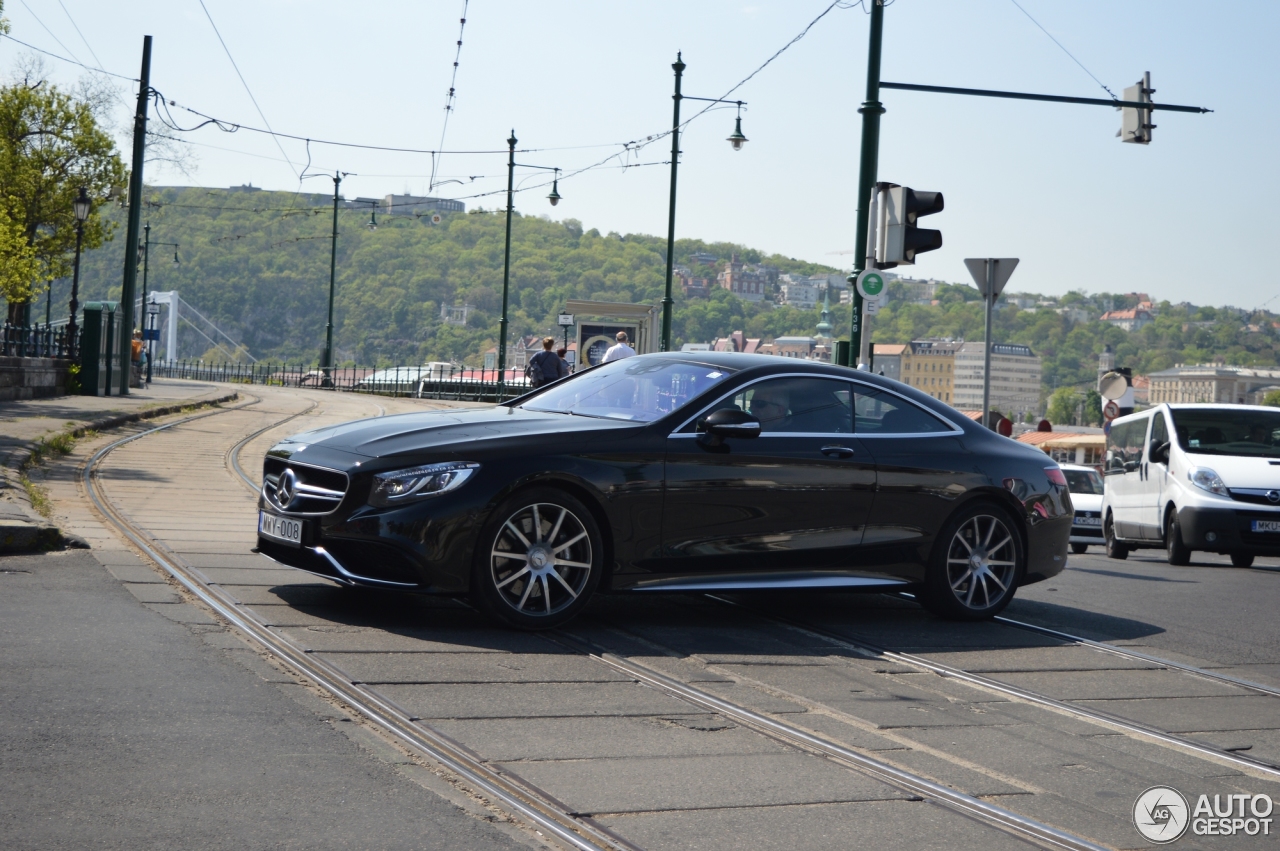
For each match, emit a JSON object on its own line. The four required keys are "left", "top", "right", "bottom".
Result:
{"left": 1045, "top": 466, "right": 1068, "bottom": 488}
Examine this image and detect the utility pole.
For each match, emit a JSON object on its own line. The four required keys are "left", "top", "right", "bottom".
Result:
{"left": 322, "top": 171, "right": 342, "bottom": 386}
{"left": 661, "top": 53, "right": 685, "bottom": 352}
{"left": 847, "top": 1, "right": 885, "bottom": 366}
{"left": 118, "top": 35, "right": 152, "bottom": 394}
{"left": 498, "top": 132, "right": 516, "bottom": 395}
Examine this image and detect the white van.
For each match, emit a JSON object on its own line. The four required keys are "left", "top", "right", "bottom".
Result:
{"left": 1101, "top": 403, "right": 1280, "bottom": 567}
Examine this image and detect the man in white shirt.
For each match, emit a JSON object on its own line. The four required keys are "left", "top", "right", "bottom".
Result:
{"left": 602, "top": 331, "right": 636, "bottom": 363}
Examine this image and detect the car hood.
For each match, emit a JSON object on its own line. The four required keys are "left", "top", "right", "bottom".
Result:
{"left": 274, "top": 405, "right": 631, "bottom": 461}
{"left": 1181, "top": 453, "right": 1280, "bottom": 489}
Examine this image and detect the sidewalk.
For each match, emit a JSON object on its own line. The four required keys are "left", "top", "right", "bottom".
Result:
{"left": 0, "top": 379, "right": 237, "bottom": 552}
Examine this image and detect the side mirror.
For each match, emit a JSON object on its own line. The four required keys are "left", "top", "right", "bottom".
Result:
{"left": 1150, "top": 441, "right": 1170, "bottom": 465}
{"left": 698, "top": 408, "right": 761, "bottom": 443}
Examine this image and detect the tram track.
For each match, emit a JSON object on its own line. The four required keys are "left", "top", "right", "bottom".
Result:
{"left": 705, "top": 595, "right": 1280, "bottom": 781}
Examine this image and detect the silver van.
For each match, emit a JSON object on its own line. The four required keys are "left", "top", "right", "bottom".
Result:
{"left": 1101, "top": 404, "right": 1280, "bottom": 566}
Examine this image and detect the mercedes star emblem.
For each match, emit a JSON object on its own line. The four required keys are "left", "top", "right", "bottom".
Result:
{"left": 275, "top": 469, "right": 298, "bottom": 509}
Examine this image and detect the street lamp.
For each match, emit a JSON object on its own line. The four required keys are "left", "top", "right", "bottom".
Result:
{"left": 138, "top": 224, "right": 178, "bottom": 384}
{"left": 498, "top": 130, "right": 561, "bottom": 395}
{"left": 66, "top": 187, "right": 91, "bottom": 352}
{"left": 661, "top": 53, "right": 748, "bottom": 352}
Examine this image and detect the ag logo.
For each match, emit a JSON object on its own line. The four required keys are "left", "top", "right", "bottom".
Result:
{"left": 1134, "top": 786, "right": 1190, "bottom": 843}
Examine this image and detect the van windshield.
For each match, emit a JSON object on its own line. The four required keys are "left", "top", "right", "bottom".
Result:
{"left": 1170, "top": 409, "right": 1280, "bottom": 459}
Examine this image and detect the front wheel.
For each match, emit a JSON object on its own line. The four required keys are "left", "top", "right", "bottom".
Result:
{"left": 1104, "top": 514, "right": 1129, "bottom": 560}
{"left": 1165, "top": 509, "right": 1191, "bottom": 566}
{"left": 472, "top": 488, "right": 603, "bottom": 630}
{"left": 1231, "top": 552, "right": 1255, "bottom": 568}
{"left": 920, "top": 503, "right": 1023, "bottom": 621}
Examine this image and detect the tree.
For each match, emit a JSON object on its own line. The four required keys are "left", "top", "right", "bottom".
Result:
{"left": 1046, "top": 387, "right": 1083, "bottom": 426}
{"left": 1263, "top": 390, "right": 1280, "bottom": 408}
{"left": 0, "top": 203, "right": 39, "bottom": 303}
{"left": 0, "top": 76, "right": 126, "bottom": 321}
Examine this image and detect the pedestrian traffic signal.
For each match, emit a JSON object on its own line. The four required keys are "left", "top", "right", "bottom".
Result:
{"left": 881, "top": 185, "right": 944, "bottom": 267}
{"left": 1119, "top": 72, "right": 1154, "bottom": 145}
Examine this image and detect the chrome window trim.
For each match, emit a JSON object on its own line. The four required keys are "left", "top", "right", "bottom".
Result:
{"left": 669, "top": 372, "right": 964, "bottom": 439}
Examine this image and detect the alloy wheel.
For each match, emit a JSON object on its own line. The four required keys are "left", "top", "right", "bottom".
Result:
{"left": 944, "top": 514, "right": 1018, "bottom": 611}
{"left": 489, "top": 502, "right": 594, "bottom": 618}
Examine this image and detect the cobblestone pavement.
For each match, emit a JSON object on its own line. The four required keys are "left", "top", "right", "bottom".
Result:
{"left": 9, "top": 384, "right": 1280, "bottom": 850}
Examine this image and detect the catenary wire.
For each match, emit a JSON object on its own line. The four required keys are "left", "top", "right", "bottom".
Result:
{"left": 1007, "top": 0, "right": 1118, "bottom": 100}
{"left": 198, "top": 0, "right": 300, "bottom": 178}
{"left": 0, "top": 32, "right": 138, "bottom": 81}
{"left": 429, "top": 0, "right": 470, "bottom": 193}
{"left": 54, "top": 0, "right": 105, "bottom": 70}
{"left": 15, "top": 0, "right": 83, "bottom": 66}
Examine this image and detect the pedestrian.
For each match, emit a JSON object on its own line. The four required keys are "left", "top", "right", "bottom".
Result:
{"left": 602, "top": 331, "right": 635, "bottom": 363}
{"left": 525, "top": 337, "right": 563, "bottom": 388}
{"left": 129, "top": 329, "right": 145, "bottom": 389}
{"left": 555, "top": 347, "right": 572, "bottom": 377}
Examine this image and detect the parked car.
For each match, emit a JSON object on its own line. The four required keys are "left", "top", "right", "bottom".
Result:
{"left": 1062, "top": 463, "right": 1104, "bottom": 554}
{"left": 1101, "top": 403, "right": 1280, "bottom": 567}
{"left": 255, "top": 353, "right": 1071, "bottom": 628}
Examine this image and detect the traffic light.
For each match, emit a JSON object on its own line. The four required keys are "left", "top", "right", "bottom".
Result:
{"left": 1119, "top": 72, "right": 1154, "bottom": 144}
{"left": 880, "top": 185, "right": 944, "bottom": 267}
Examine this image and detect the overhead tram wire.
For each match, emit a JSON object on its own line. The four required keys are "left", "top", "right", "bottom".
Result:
{"left": 1008, "top": 0, "right": 1118, "bottom": 100}
{"left": 429, "top": 1, "right": 470, "bottom": 193}
{"left": 55, "top": 0, "right": 105, "bottom": 70}
{"left": 16, "top": 0, "right": 84, "bottom": 65}
{"left": 0, "top": 33, "right": 138, "bottom": 81}
{"left": 198, "top": 0, "right": 299, "bottom": 179}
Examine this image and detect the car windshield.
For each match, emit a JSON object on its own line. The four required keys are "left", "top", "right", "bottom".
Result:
{"left": 1064, "top": 469, "right": 1104, "bottom": 495}
{"left": 1170, "top": 408, "right": 1280, "bottom": 458}
{"left": 521, "top": 357, "right": 734, "bottom": 423}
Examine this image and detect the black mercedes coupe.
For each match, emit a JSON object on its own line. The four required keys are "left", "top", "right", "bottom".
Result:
{"left": 256, "top": 353, "right": 1070, "bottom": 628}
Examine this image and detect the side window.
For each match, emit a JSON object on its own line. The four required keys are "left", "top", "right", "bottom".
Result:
{"left": 716, "top": 377, "right": 852, "bottom": 434}
{"left": 1105, "top": 422, "right": 1126, "bottom": 473}
{"left": 1149, "top": 412, "right": 1168, "bottom": 461}
{"left": 853, "top": 385, "right": 950, "bottom": 434}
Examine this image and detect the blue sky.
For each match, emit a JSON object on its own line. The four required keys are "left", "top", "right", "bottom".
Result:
{"left": 3, "top": 1, "right": 1274, "bottom": 309}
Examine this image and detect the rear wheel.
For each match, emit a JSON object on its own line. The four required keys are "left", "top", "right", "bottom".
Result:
{"left": 920, "top": 503, "right": 1022, "bottom": 621}
{"left": 1165, "top": 509, "right": 1191, "bottom": 566}
{"left": 1104, "top": 514, "right": 1129, "bottom": 560}
{"left": 1070, "top": 543, "right": 1088, "bottom": 555}
{"left": 472, "top": 488, "right": 603, "bottom": 630}
{"left": 1231, "top": 552, "right": 1255, "bottom": 568}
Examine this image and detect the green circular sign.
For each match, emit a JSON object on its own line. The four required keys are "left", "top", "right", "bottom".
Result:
{"left": 856, "top": 269, "right": 886, "bottom": 300}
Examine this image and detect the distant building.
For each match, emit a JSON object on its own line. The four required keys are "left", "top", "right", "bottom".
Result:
{"left": 900, "top": 339, "right": 962, "bottom": 404}
{"left": 1099, "top": 307, "right": 1154, "bottom": 331}
{"left": 1055, "top": 306, "right": 1093, "bottom": 324}
{"left": 1148, "top": 365, "right": 1280, "bottom": 404}
{"left": 673, "top": 265, "right": 712, "bottom": 299}
{"left": 872, "top": 343, "right": 905, "bottom": 383}
{"left": 351, "top": 194, "right": 465, "bottom": 216}
{"left": 688, "top": 252, "right": 718, "bottom": 266}
{"left": 440, "top": 303, "right": 470, "bottom": 326}
{"left": 711, "top": 330, "right": 761, "bottom": 354}
{"left": 717, "top": 254, "right": 775, "bottom": 303}
{"left": 953, "top": 342, "right": 1042, "bottom": 419}
{"left": 779, "top": 280, "right": 820, "bottom": 309}
{"left": 897, "top": 277, "right": 942, "bottom": 304}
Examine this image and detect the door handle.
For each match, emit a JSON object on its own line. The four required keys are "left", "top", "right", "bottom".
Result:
{"left": 821, "top": 445, "right": 855, "bottom": 459}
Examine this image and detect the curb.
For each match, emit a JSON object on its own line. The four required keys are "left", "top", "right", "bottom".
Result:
{"left": 0, "top": 391, "right": 240, "bottom": 554}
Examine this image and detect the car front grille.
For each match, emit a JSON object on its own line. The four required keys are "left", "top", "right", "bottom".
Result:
{"left": 1228, "top": 488, "right": 1280, "bottom": 507}
{"left": 262, "top": 457, "right": 349, "bottom": 515}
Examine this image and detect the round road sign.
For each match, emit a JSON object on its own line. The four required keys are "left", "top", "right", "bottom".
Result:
{"left": 855, "top": 269, "right": 887, "bottom": 301}
{"left": 1103, "top": 400, "right": 1120, "bottom": 421}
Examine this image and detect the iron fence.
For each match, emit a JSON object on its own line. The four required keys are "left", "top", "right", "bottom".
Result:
{"left": 148, "top": 360, "right": 534, "bottom": 403}
{"left": 1, "top": 322, "right": 79, "bottom": 359}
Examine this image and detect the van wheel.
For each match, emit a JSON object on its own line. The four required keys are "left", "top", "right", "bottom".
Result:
{"left": 1165, "top": 509, "right": 1191, "bottom": 566}
{"left": 1231, "top": 552, "right": 1255, "bottom": 568}
{"left": 1104, "top": 514, "right": 1128, "bottom": 560}
{"left": 1070, "top": 543, "right": 1088, "bottom": 555}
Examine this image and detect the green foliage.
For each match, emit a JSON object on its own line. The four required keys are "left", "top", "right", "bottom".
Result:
{"left": 70, "top": 187, "right": 844, "bottom": 365}
{"left": 1046, "top": 387, "right": 1083, "bottom": 426}
{"left": 0, "top": 76, "right": 126, "bottom": 317}
{"left": 1263, "top": 390, "right": 1280, "bottom": 408}
{"left": 0, "top": 202, "right": 39, "bottom": 303}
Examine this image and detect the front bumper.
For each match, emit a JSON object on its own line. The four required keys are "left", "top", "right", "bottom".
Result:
{"left": 1176, "top": 505, "right": 1280, "bottom": 555}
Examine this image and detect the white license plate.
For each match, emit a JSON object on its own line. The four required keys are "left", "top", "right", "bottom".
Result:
{"left": 1251, "top": 520, "right": 1280, "bottom": 533}
{"left": 259, "top": 511, "right": 302, "bottom": 546}
{"left": 1074, "top": 516, "right": 1102, "bottom": 526}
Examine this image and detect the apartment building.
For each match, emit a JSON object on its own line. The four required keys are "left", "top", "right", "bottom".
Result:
{"left": 898, "top": 339, "right": 961, "bottom": 404}
{"left": 953, "top": 342, "right": 1042, "bottom": 419}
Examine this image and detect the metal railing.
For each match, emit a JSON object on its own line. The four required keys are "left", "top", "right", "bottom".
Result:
{"left": 148, "top": 360, "right": 533, "bottom": 403}
{"left": 1, "top": 322, "right": 79, "bottom": 359}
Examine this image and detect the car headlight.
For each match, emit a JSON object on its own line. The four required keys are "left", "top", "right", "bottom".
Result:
{"left": 369, "top": 461, "right": 479, "bottom": 506}
{"left": 1188, "top": 466, "right": 1228, "bottom": 497}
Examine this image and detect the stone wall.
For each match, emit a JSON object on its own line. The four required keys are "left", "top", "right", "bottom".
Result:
{"left": 0, "top": 356, "right": 71, "bottom": 401}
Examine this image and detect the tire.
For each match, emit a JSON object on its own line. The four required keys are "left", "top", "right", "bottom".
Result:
{"left": 1070, "top": 543, "right": 1088, "bottom": 555}
{"left": 1165, "top": 509, "right": 1191, "bottom": 566}
{"left": 920, "top": 502, "right": 1023, "bottom": 621}
{"left": 471, "top": 488, "right": 603, "bottom": 630}
{"left": 1231, "top": 552, "right": 1255, "bottom": 568}
{"left": 1104, "top": 514, "right": 1129, "bottom": 560}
